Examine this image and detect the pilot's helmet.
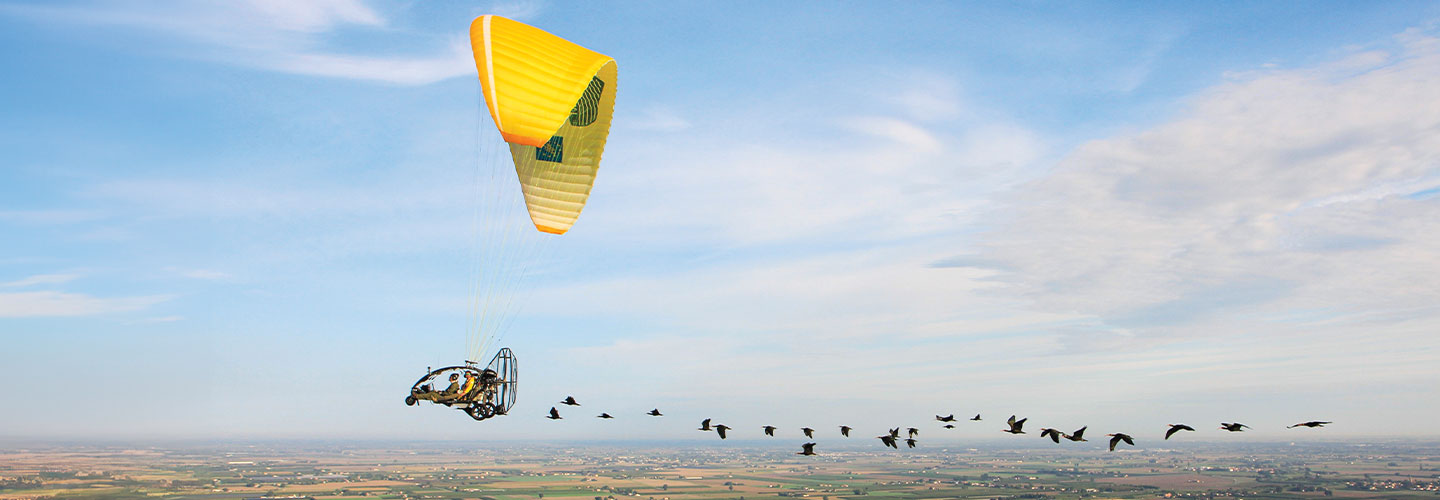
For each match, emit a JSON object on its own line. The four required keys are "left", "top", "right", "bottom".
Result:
{"left": 449, "top": 373, "right": 459, "bottom": 380}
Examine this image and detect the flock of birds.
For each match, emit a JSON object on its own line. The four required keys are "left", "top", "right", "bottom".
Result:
{"left": 543, "top": 396, "right": 1332, "bottom": 456}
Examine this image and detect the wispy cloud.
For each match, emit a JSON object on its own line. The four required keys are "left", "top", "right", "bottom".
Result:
{"left": 257, "top": 38, "right": 474, "bottom": 86}
{"left": 626, "top": 105, "right": 691, "bottom": 132}
{"left": 0, "top": 0, "right": 471, "bottom": 85}
{"left": 0, "top": 291, "right": 171, "bottom": 317}
{"left": 884, "top": 72, "right": 965, "bottom": 122}
{"left": 168, "top": 268, "right": 232, "bottom": 281}
{"left": 245, "top": 0, "right": 384, "bottom": 32}
{"left": 1, "top": 274, "right": 81, "bottom": 288}
{"left": 955, "top": 29, "right": 1440, "bottom": 343}
{"left": 593, "top": 74, "right": 1044, "bottom": 246}
{"left": 483, "top": 0, "right": 544, "bottom": 22}
{"left": 842, "top": 116, "right": 943, "bottom": 151}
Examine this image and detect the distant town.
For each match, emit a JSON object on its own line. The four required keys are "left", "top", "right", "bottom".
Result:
{"left": 2, "top": 441, "right": 1437, "bottom": 500}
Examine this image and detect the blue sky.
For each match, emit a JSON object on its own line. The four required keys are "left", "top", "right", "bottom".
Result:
{"left": 3, "top": 1, "right": 1439, "bottom": 444}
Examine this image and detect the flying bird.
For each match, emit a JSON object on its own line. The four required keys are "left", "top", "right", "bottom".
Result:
{"left": 1064, "top": 426, "right": 1088, "bottom": 442}
{"left": 560, "top": 396, "right": 580, "bottom": 406}
{"left": 1220, "top": 422, "right": 1248, "bottom": 432}
{"left": 596, "top": 413, "right": 613, "bottom": 419}
{"left": 839, "top": 426, "right": 852, "bottom": 437}
{"left": 1107, "top": 433, "right": 1135, "bottom": 451}
{"left": 905, "top": 438, "right": 917, "bottom": 449}
{"left": 1003, "top": 415, "right": 1027, "bottom": 434}
{"left": 802, "top": 427, "right": 815, "bottom": 438}
{"left": 889, "top": 427, "right": 901, "bottom": 439}
{"left": 647, "top": 409, "right": 663, "bottom": 416}
{"left": 936, "top": 414, "right": 956, "bottom": 422}
{"left": 1039, "top": 428, "right": 1062, "bottom": 443}
{"left": 877, "top": 435, "right": 898, "bottom": 449}
{"left": 970, "top": 414, "right": 982, "bottom": 421}
{"left": 698, "top": 418, "right": 712, "bottom": 431}
{"left": 943, "top": 424, "right": 956, "bottom": 429}
{"left": 546, "top": 407, "right": 562, "bottom": 420}
{"left": 1288, "top": 421, "right": 1331, "bottom": 428}
{"left": 714, "top": 424, "right": 730, "bottom": 439}
{"left": 907, "top": 427, "right": 919, "bottom": 438}
{"left": 763, "top": 426, "right": 777, "bottom": 436}
{"left": 1165, "top": 424, "right": 1195, "bottom": 440}
{"left": 797, "top": 443, "right": 816, "bottom": 456}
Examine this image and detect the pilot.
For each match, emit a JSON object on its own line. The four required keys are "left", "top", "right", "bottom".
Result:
{"left": 434, "top": 373, "right": 462, "bottom": 400}
{"left": 458, "top": 371, "right": 477, "bottom": 399}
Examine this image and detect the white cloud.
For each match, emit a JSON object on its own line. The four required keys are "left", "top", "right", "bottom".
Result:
{"left": 82, "top": 177, "right": 467, "bottom": 219}
{"left": 256, "top": 37, "right": 474, "bottom": 86}
{"left": 592, "top": 75, "right": 1044, "bottom": 246}
{"left": 170, "top": 268, "right": 232, "bottom": 280}
{"left": 958, "top": 30, "right": 1440, "bottom": 342}
{"left": 534, "top": 247, "right": 1019, "bottom": 342}
{"left": 1, "top": 274, "right": 82, "bottom": 288}
{"left": 484, "top": 1, "right": 544, "bottom": 22}
{"left": 885, "top": 73, "right": 964, "bottom": 122}
{"left": 0, "top": 291, "right": 171, "bottom": 317}
{"left": 245, "top": 0, "right": 384, "bottom": 32}
{"left": 842, "top": 116, "right": 943, "bottom": 151}
{"left": 626, "top": 106, "right": 691, "bottom": 132}
{"left": 0, "top": 0, "right": 470, "bottom": 86}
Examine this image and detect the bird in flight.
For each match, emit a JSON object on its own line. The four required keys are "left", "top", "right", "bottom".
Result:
{"left": 877, "top": 435, "right": 898, "bottom": 449}
{"left": 936, "top": 414, "right": 956, "bottom": 422}
{"left": 1064, "top": 426, "right": 1088, "bottom": 442}
{"left": 1039, "top": 428, "right": 1062, "bottom": 443}
{"left": 1165, "top": 424, "right": 1195, "bottom": 440}
{"left": 647, "top": 409, "right": 663, "bottom": 416}
{"left": 1004, "top": 415, "right": 1027, "bottom": 434}
{"left": 698, "top": 418, "right": 712, "bottom": 431}
{"left": 802, "top": 427, "right": 815, "bottom": 438}
{"left": 970, "top": 414, "right": 982, "bottom": 421}
{"left": 1107, "top": 433, "right": 1135, "bottom": 451}
{"left": 1289, "top": 421, "right": 1331, "bottom": 428}
{"left": 797, "top": 443, "right": 816, "bottom": 456}
{"left": 942, "top": 424, "right": 956, "bottom": 429}
{"left": 546, "top": 407, "right": 562, "bottom": 420}
{"left": 839, "top": 426, "right": 852, "bottom": 437}
{"left": 763, "top": 426, "right": 777, "bottom": 436}
{"left": 1220, "top": 422, "right": 1248, "bottom": 432}
{"left": 905, "top": 438, "right": 917, "bottom": 449}
{"left": 714, "top": 424, "right": 730, "bottom": 439}
{"left": 889, "top": 427, "right": 901, "bottom": 439}
{"left": 907, "top": 427, "right": 919, "bottom": 438}
{"left": 596, "top": 413, "right": 613, "bottom": 419}
{"left": 560, "top": 396, "right": 580, "bottom": 406}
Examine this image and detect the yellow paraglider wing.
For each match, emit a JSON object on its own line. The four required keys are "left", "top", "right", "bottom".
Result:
{"left": 470, "top": 15, "right": 616, "bottom": 235}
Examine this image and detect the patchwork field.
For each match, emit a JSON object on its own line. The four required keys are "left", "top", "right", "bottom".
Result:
{"left": 1, "top": 442, "right": 1436, "bottom": 500}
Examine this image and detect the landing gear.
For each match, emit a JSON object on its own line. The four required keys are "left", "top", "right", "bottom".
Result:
{"left": 405, "top": 395, "right": 418, "bottom": 406}
{"left": 467, "top": 402, "right": 497, "bottom": 421}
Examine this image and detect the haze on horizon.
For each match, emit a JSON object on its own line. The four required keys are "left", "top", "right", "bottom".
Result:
{"left": 2, "top": 1, "right": 1438, "bottom": 443}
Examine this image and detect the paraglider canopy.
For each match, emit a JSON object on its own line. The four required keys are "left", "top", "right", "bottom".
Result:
{"left": 470, "top": 15, "right": 618, "bottom": 235}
